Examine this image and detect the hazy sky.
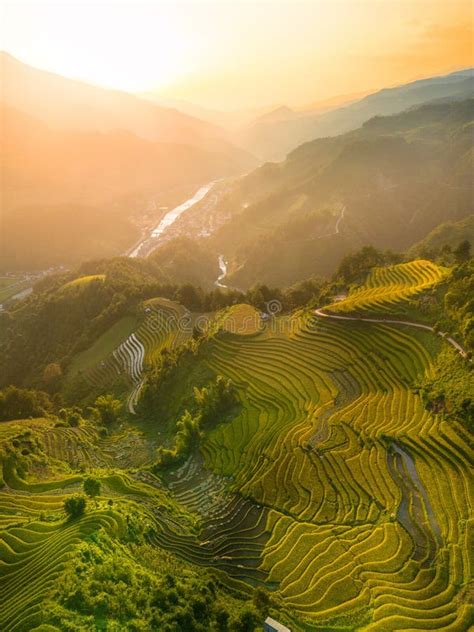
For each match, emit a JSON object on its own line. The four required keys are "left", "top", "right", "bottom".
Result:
{"left": 1, "top": 0, "right": 472, "bottom": 109}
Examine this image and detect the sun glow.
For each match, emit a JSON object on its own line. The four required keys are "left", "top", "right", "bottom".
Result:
{"left": 1, "top": 2, "right": 201, "bottom": 92}
{"left": 1, "top": 0, "right": 472, "bottom": 108}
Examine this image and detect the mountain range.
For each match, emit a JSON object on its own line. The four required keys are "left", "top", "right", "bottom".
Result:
{"left": 169, "top": 98, "right": 473, "bottom": 289}
{"left": 1, "top": 52, "right": 473, "bottom": 274}
{"left": 237, "top": 68, "right": 474, "bottom": 160}
{"left": 0, "top": 52, "right": 256, "bottom": 270}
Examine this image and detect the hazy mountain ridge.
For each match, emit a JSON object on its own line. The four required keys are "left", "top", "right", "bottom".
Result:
{"left": 0, "top": 53, "right": 257, "bottom": 270}
{"left": 1, "top": 103, "right": 252, "bottom": 208}
{"left": 0, "top": 51, "right": 256, "bottom": 163}
{"left": 410, "top": 215, "right": 474, "bottom": 256}
{"left": 202, "top": 99, "right": 473, "bottom": 288}
{"left": 238, "top": 68, "right": 474, "bottom": 160}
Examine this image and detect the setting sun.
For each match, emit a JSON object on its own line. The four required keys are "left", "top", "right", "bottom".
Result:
{"left": 1, "top": 2, "right": 202, "bottom": 92}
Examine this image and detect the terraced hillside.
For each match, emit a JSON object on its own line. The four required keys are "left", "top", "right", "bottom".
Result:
{"left": 0, "top": 261, "right": 472, "bottom": 631}
{"left": 0, "top": 415, "right": 277, "bottom": 630}
{"left": 67, "top": 298, "right": 196, "bottom": 413}
{"left": 0, "top": 507, "right": 122, "bottom": 631}
{"left": 328, "top": 260, "right": 448, "bottom": 314}
{"left": 195, "top": 299, "right": 473, "bottom": 629}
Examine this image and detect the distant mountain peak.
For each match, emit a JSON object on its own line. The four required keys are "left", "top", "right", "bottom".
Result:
{"left": 254, "top": 106, "right": 297, "bottom": 124}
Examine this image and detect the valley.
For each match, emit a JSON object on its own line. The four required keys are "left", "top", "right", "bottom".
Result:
{"left": 128, "top": 181, "right": 218, "bottom": 259}
{"left": 131, "top": 99, "right": 473, "bottom": 293}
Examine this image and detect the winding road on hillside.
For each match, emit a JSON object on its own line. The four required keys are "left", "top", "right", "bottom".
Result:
{"left": 314, "top": 308, "right": 469, "bottom": 358}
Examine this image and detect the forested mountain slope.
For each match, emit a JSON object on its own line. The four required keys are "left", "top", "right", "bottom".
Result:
{"left": 410, "top": 215, "right": 474, "bottom": 258}
{"left": 201, "top": 99, "right": 473, "bottom": 289}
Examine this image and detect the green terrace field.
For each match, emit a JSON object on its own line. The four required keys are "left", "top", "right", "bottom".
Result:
{"left": 60, "top": 274, "right": 106, "bottom": 291}
{"left": 200, "top": 314, "right": 472, "bottom": 629}
{"left": 0, "top": 262, "right": 472, "bottom": 630}
{"left": 329, "top": 260, "right": 448, "bottom": 314}
{"left": 65, "top": 297, "right": 198, "bottom": 412}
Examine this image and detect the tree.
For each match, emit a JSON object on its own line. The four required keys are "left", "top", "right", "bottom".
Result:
{"left": 175, "top": 284, "right": 204, "bottom": 311}
{"left": 232, "top": 605, "right": 260, "bottom": 632}
{"left": 174, "top": 410, "right": 202, "bottom": 456}
{"left": 93, "top": 394, "right": 122, "bottom": 425}
{"left": 83, "top": 477, "right": 101, "bottom": 503}
{"left": 454, "top": 240, "right": 471, "bottom": 264}
{"left": 252, "top": 587, "right": 270, "bottom": 615}
{"left": 155, "top": 410, "right": 202, "bottom": 469}
{"left": 0, "top": 386, "right": 53, "bottom": 421}
{"left": 193, "top": 376, "right": 238, "bottom": 428}
{"left": 64, "top": 495, "right": 87, "bottom": 519}
{"left": 67, "top": 411, "right": 82, "bottom": 427}
{"left": 215, "top": 608, "right": 230, "bottom": 631}
{"left": 58, "top": 406, "right": 83, "bottom": 427}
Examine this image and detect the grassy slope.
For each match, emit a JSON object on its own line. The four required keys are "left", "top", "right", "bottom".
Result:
{"left": 67, "top": 315, "right": 140, "bottom": 378}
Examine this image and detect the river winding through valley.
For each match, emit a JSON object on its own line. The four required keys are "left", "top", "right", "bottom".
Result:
{"left": 128, "top": 180, "right": 236, "bottom": 289}
{"left": 129, "top": 181, "right": 216, "bottom": 258}
{"left": 215, "top": 255, "right": 228, "bottom": 288}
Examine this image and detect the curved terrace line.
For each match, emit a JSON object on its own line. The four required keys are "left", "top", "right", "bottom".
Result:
{"left": 314, "top": 308, "right": 469, "bottom": 359}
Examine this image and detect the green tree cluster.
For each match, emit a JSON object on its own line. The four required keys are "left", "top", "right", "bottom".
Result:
{"left": 154, "top": 376, "right": 239, "bottom": 469}
{"left": 0, "top": 386, "right": 53, "bottom": 421}
{"left": 193, "top": 376, "right": 239, "bottom": 429}
{"left": 83, "top": 477, "right": 101, "bottom": 502}
{"left": 44, "top": 532, "right": 273, "bottom": 631}
{"left": 419, "top": 239, "right": 472, "bottom": 267}
{"left": 157, "top": 411, "right": 202, "bottom": 467}
{"left": 90, "top": 394, "right": 122, "bottom": 426}
{"left": 57, "top": 406, "right": 83, "bottom": 427}
{"left": 442, "top": 259, "right": 474, "bottom": 351}
{"left": 64, "top": 495, "right": 87, "bottom": 519}
{"left": 419, "top": 348, "right": 473, "bottom": 431}
{"left": 336, "top": 246, "right": 402, "bottom": 284}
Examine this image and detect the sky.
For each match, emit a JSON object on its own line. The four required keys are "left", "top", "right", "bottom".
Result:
{"left": 1, "top": 0, "right": 473, "bottom": 110}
